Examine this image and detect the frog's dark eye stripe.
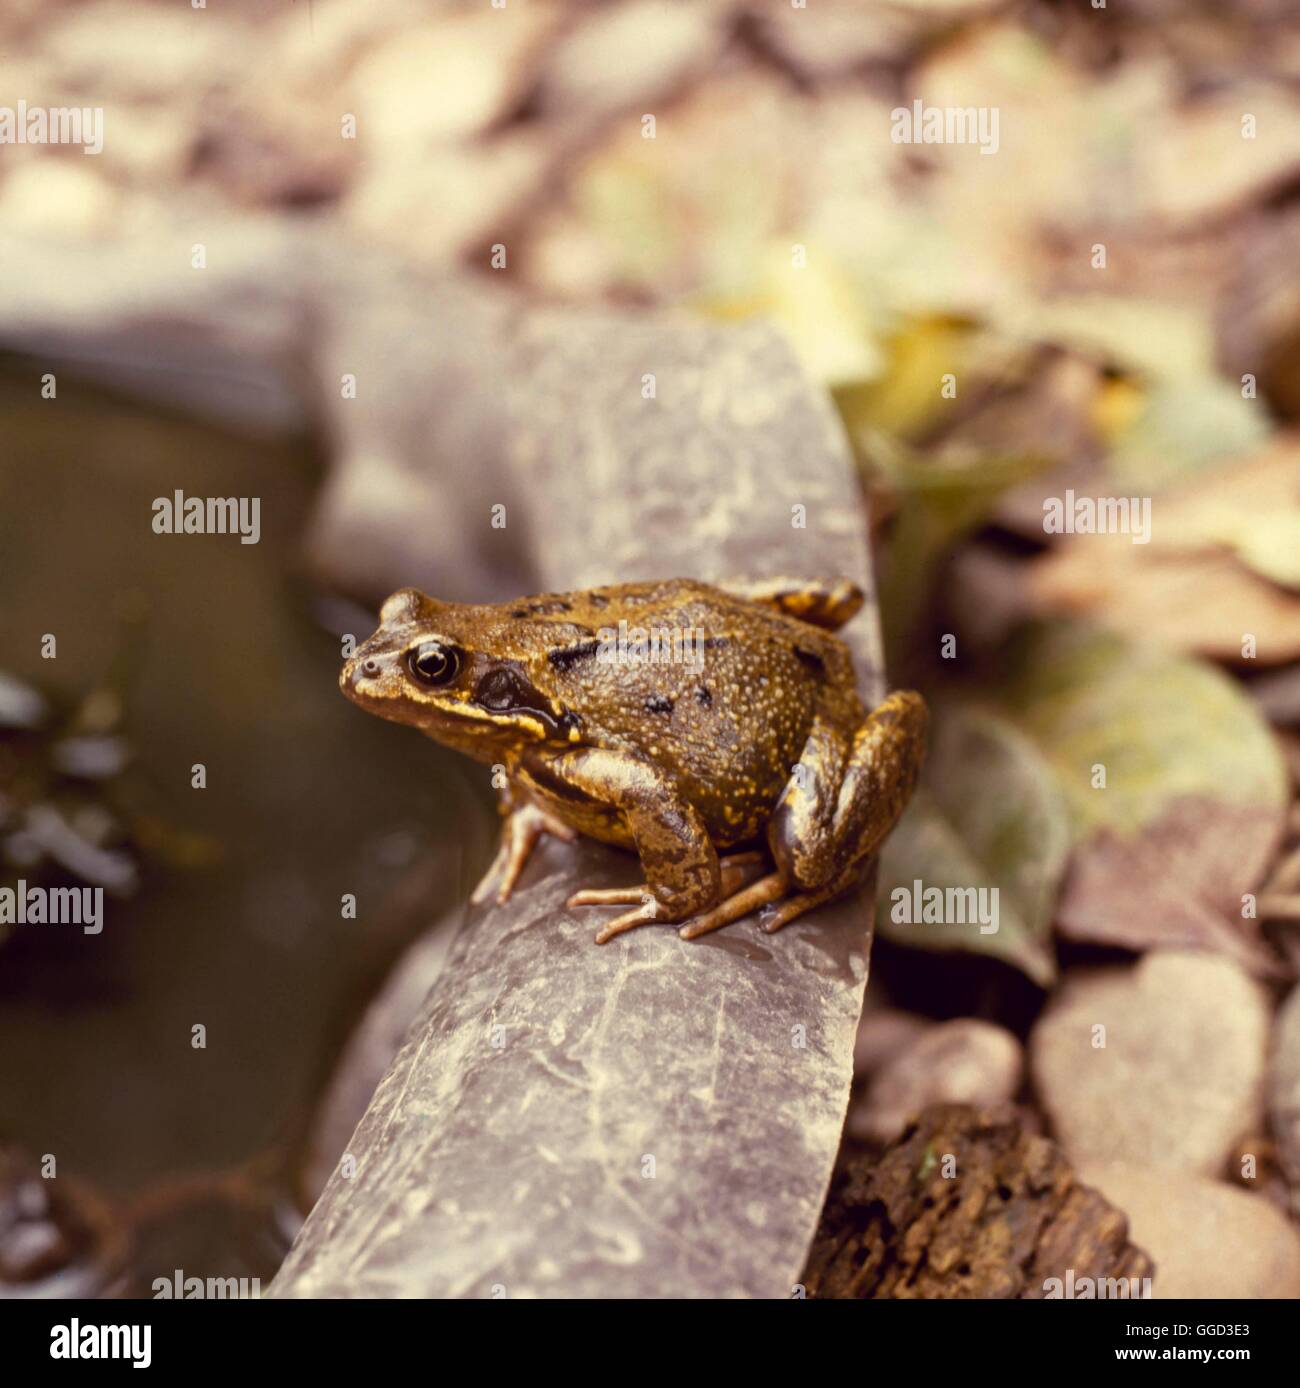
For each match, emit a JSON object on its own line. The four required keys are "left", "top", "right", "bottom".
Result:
{"left": 407, "top": 641, "right": 461, "bottom": 687}
{"left": 474, "top": 665, "right": 552, "bottom": 719}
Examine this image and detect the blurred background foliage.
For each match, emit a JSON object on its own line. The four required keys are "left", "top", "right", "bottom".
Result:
{"left": 3, "top": 0, "right": 1300, "bottom": 1296}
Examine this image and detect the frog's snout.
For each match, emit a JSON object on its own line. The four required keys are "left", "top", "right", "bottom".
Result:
{"left": 340, "top": 651, "right": 382, "bottom": 700}
{"left": 341, "top": 644, "right": 411, "bottom": 715}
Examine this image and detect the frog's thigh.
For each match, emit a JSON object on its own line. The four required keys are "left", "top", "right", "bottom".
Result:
{"left": 770, "top": 690, "right": 927, "bottom": 890}
{"left": 526, "top": 747, "right": 720, "bottom": 920}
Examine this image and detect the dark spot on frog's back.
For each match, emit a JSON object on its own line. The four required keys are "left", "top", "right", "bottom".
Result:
{"left": 513, "top": 598, "right": 575, "bottom": 619}
{"left": 547, "top": 639, "right": 601, "bottom": 672}
{"left": 695, "top": 686, "right": 712, "bottom": 706}
{"left": 794, "top": 646, "right": 826, "bottom": 678}
{"left": 644, "top": 694, "right": 674, "bottom": 715}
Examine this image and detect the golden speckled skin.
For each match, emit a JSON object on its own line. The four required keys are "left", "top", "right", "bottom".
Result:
{"left": 340, "top": 577, "right": 927, "bottom": 940}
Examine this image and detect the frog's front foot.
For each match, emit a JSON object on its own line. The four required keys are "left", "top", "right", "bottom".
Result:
{"left": 471, "top": 800, "right": 577, "bottom": 906}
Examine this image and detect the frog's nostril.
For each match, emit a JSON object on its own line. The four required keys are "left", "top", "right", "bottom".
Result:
{"left": 361, "top": 658, "right": 381, "bottom": 678}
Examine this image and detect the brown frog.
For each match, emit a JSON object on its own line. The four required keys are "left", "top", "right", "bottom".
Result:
{"left": 340, "top": 577, "right": 926, "bottom": 943}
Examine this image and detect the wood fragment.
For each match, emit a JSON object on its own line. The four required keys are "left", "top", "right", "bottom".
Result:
{"left": 804, "top": 1104, "right": 1154, "bottom": 1299}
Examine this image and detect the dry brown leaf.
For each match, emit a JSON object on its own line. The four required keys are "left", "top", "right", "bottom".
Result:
{"left": 1029, "top": 440, "right": 1300, "bottom": 665}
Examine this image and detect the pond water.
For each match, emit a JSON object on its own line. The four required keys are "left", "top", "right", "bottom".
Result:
{"left": 0, "top": 362, "right": 492, "bottom": 1293}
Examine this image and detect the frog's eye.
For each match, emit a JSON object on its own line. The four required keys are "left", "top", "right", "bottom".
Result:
{"left": 407, "top": 641, "right": 460, "bottom": 687}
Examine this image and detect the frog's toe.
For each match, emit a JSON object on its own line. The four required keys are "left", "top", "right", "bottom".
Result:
{"left": 678, "top": 872, "right": 787, "bottom": 940}
{"left": 469, "top": 842, "right": 513, "bottom": 905}
{"left": 758, "top": 882, "right": 841, "bottom": 934}
{"left": 568, "top": 885, "right": 650, "bottom": 907}
{"left": 573, "top": 852, "right": 767, "bottom": 926}
{"left": 593, "top": 898, "right": 669, "bottom": 944}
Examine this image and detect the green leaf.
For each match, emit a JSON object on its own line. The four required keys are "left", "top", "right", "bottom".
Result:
{"left": 876, "top": 705, "right": 1068, "bottom": 987}
{"left": 990, "top": 621, "right": 1289, "bottom": 974}
{"left": 1106, "top": 377, "right": 1270, "bottom": 493}
{"left": 868, "top": 440, "right": 1053, "bottom": 673}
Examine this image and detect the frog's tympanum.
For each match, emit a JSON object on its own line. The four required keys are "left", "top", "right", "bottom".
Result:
{"left": 341, "top": 578, "right": 927, "bottom": 943}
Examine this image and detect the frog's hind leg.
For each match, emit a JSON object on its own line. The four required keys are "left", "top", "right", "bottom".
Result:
{"left": 686, "top": 690, "right": 926, "bottom": 939}
{"left": 679, "top": 692, "right": 927, "bottom": 942}
{"left": 769, "top": 689, "right": 927, "bottom": 894}
{"left": 716, "top": 576, "right": 864, "bottom": 631}
{"left": 470, "top": 799, "right": 577, "bottom": 906}
{"left": 676, "top": 712, "right": 857, "bottom": 941}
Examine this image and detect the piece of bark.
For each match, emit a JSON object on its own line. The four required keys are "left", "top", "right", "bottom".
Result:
{"left": 803, "top": 1104, "right": 1153, "bottom": 1298}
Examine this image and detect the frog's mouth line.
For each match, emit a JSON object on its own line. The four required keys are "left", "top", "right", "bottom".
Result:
{"left": 448, "top": 701, "right": 555, "bottom": 741}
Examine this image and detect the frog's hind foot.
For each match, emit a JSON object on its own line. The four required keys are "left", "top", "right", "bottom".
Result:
{"left": 677, "top": 871, "right": 788, "bottom": 940}
{"left": 757, "top": 865, "right": 861, "bottom": 935}
{"left": 680, "top": 858, "right": 866, "bottom": 940}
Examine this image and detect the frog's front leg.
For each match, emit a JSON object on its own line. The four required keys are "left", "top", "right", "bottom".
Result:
{"left": 470, "top": 786, "right": 577, "bottom": 906}
{"left": 523, "top": 747, "right": 721, "bottom": 943}
{"left": 678, "top": 690, "right": 927, "bottom": 939}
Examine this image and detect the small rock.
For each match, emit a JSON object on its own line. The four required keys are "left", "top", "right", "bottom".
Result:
{"left": 0, "top": 1145, "right": 128, "bottom": 1297}
{"left": 1081, "top": 1162, "right": 1300, "bottom": 1299}
{"left": 848, "top": 1019, "right": 1023, "bottom": 1145}
{"left": 851, "top": 1006, "right": 929, "bottom": 1079}
{"left": 0, "top": 671, "right": 48, "bottom": 730}
{"left": 52, "top": 735, "right": 130, "bottom": 780}
{"left": 1031, "top": 952, "right": 1269, "bottom": 1178}
{"left": 1269, "top": 982, "right": 1300, "bottom": 1214}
